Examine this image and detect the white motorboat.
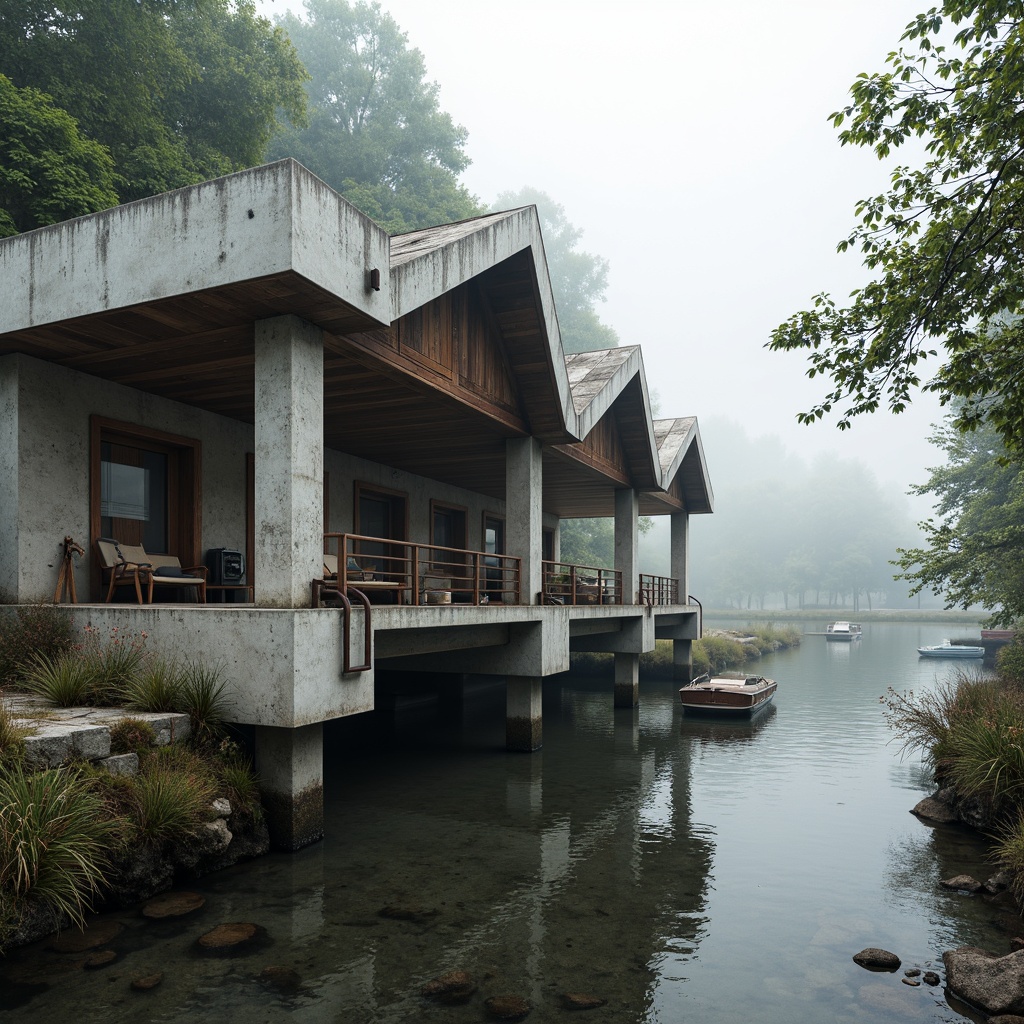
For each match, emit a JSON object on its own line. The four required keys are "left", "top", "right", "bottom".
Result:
{"left": 826, "top": 621, "right": 862, "bottom": 642}
{"left": 917, "top": 640, "right": 984, "bottom": 659}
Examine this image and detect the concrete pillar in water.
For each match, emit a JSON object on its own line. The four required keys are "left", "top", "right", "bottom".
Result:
{"left": 254, "top": 315, "right": 324, "bottom": 608}
{"left": 614, "top": 487, "right": 638, "bottom": 604}
{"left": 506, "top": 437, "right": 543, "bottom": 603}
{"left": 255, "top": 723, "right": 324, "bottom": 850}
{"left": 671, "top": 511, "right": 693, "bottom": 680}
{"left": 614, "top": 652, "right": 640, "bottom": 708}
{"left": 506, "top": 675, "right": 542, "bottom": 751}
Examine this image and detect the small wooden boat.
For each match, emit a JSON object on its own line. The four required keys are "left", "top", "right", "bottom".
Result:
{"left": 826, "top": 621, "right": 862, "bottom": 641}
{"left": 917, "top": 640, "right": 984, "bottom": 659}
{"left": 679, "top": 672, "right": 778, "bottom": 717}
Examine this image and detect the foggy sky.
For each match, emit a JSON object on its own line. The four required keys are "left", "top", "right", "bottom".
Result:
{"left": 256, "top": 0, "right": 947, "bottom": 510}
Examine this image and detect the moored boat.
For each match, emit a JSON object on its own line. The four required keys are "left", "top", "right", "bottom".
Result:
{"left": 679, "top": 672, "right": 778, "bottom": 717}
{"left": 826, "top": 621, "right": 862, "bottom": 641}
{"left": 917, "top": 640, "right": 985, "bottom": 659}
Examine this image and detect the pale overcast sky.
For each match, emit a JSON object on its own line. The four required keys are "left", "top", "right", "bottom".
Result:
{"left": 256, "top": 0, "right": 946, "bottom": 504}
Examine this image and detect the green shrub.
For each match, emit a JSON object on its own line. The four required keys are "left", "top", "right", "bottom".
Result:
{"left": 697, "top": 635, "right": 749, "bottom": 673}
{"left": 179, "top": 661, "right": 232, "bottom": 746}
{"left": 0, "top": 606, "right": 76, "bottom": 688}
{"left": 20, "top": 652, "right": 98, "bottom": 707}
{"left": 215, "top": 743, "right": 261, "bottom": 819}
{"left": 998, "top": 639, "right": 1024, "bottom": 687}
{"left": 0, "top": 764, "right": 113, "bottom": 931}
{"left": 109, "top": 717, "right": 157, "bottom": 755}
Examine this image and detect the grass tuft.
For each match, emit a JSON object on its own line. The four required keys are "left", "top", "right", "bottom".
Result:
{"left": 0, "top": 764, "right": 114, "bottom": 931}
{"left": 109, "top": 717, "right": 157, "bottom": 755}
{"left": 20, "top": 652, "right": 98, "bottom": 707}
{"left": 120, "top": 656, "right": 183, "bottom": 713}
{"left": 179, "top": 661, "right": 232, "bottom": 746}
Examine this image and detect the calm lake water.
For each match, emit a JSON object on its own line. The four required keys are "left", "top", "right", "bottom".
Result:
{"left": 2, "top": 619, "right": 1018, "bottom": 1023}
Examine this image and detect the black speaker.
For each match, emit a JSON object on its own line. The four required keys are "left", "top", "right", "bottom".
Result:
{"left": 206, "top": 548, "right": 245, "bottom": 585}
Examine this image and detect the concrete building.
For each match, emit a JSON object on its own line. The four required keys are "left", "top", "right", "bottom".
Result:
{"left": 0, "top": 160, "right": 713, "bottom": 849}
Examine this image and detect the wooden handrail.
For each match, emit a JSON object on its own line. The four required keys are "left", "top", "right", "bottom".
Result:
{"left": 541, "top": 560, "right": 623, "bottom": 605}
{"left": 323, "top": 533, "right": 521, "bottom": 605}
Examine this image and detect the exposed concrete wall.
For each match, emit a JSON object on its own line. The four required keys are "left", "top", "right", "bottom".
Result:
{"left": 67, "top": 604, "right": 374, "bottom": 728}
{"left": 671, "top": 512, "right": 690, "bottom": 604}
{"left": 0, "top": 160, "right": 389, "bottom": 336}
{"left": 2, "top": 354, "right": 251, "bottom": 602}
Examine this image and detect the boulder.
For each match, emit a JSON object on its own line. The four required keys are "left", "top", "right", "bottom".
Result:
{"left": 853, "top": 948, "right": 901, "bottom": 971}
{"left": 943, "top": 946, "right": 1024, "bottom": 1016}
{"left": 941, "top": 875, "right": 985, "bottom": 893}
{"left": 912, "top": 794, "right": 959, "bottom": 824}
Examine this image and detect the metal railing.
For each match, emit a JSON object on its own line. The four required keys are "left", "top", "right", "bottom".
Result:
{"left": 639, "top": 574, "right": 679, "bottom": 606}
{"left": 317, "top": 533, "right": 522, "bottom": 606}
{"left": 541, "top": 561, "right": 623, "bottom": 605}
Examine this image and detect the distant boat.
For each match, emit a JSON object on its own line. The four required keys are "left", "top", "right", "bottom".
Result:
{"left": 917, "top": 640, "right": 985, "bottom": 659}
{"left": 679, "top": 672, "right": 778, "bottom": 717}
{"left": 826, "top": 621, "right": 862, "bottom": 642}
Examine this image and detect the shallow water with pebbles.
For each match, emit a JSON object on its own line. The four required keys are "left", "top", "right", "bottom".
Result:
{"left": 0, "top": 619, "right": 1014, "bottom": 1023}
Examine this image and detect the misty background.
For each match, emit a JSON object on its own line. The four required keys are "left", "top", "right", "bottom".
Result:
{"left": 249, "top": 0, "right": 945, "bottom": 610}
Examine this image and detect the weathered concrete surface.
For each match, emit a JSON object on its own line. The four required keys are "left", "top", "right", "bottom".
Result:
{"left": 0, "top": 160, "right": 389, "bottom": 336}
{"left": 254, "top": 315, "right": 324, "bottom": 608}
{"left": 614, "top": 652, "right": 640, "bottom": 708}
{"left": 943, "top": 947, "right": 1024, "bottom": 1016}
{"left": 255, "top": 722, "right": 324, "bottom": 850}
{"left": 506, "top": 436, "right": 543, "bottom": 604}
{"left": 506, "top": 676, "right": 542, "bottom": 752}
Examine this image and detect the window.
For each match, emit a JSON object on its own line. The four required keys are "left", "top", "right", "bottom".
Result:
{"left": 90, "top": 417, "right": 201, "bottom": 598}
{"left": 354, "top": 482, "right": 408, "bottom": 580}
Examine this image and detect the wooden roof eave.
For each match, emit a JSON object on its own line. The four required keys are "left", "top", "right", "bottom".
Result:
{"left": 389, "top": 207, "right": 578, "bottom": 445}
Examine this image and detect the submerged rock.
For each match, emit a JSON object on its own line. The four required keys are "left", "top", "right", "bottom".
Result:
{"left": 943, "top": 946, "right": 1024, "bottom": 1016}
{"left": 561, "top": 992, "right": 607, "bottom": 1010}
{"left": 83, "top": 949, "right": 117, "bottom": 969}
{"left": 49, "top": 919, "right": 123, "bottom": 953}
{"left": 197, "top": 922, "right": 263, "bottom": 952}
{"left": 484, "top": 994, "right": 531, "bottom": 1020}
{"left": 258, "top": 965, "right": 302, "bottom": 990}
{"left": 853, "top": 948, "right": 901, "bottom": 971}
{"left": 141, "top": 891, "right": 205, "bottom": 919}
{"left": 131, "top": 972, "right": 164, "bottom": 991}
{"left": 421, "top": 969, "right": 476, "bottom": 1004}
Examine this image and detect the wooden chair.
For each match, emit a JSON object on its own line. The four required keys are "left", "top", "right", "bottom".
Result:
{"left": 95, "top": 538, "right": 207, "bottom": 604}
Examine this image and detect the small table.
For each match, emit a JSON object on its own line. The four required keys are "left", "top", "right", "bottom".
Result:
{"left": 206, "top": 584, "right": 254, "bottom": 604}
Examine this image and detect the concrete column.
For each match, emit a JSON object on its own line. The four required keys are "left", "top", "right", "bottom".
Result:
{"left": 506, "top": 675, "right": 542, "bottom": 751}
{"left": 255, "top": 723, "right": 324, "bottom": 851}
{"left": 670, "top": 512, "right": 690, "bottom": 605}
{"left": 614, "top": 652, "right": 639, "bottom": 708}
{"left": 254, "top": 315, "right": 324, "bottom": 608}
{"left": 673, "top": 640, "right": 694, "bottom": 682}
{"left": 614, "top": 487, "right": 639, "bottom": 604}
{"left": 671, "top": 512, "right": 693, "bottom": 680}
{"left": 0, "top": 357, "right": 18, "bottom": 602}
{"left": 506, "top": 437, "right": 543, "bottom": 603}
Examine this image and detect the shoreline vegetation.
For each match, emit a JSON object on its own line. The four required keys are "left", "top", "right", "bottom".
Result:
{"left": 883, "top": 635, "right": 1024, "bottom": 905}
{"left": 0, "top": 605, "right": 266, "bottom": 954}
{"left": 571, "top": 622, "right": 804, "bottom": 678}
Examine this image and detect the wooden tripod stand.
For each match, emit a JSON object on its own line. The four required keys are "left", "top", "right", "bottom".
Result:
{"left": 54, "top": 535, "right": 85, "bottom": 604}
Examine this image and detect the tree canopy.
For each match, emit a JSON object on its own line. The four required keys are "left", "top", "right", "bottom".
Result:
{"left": 0, "top": 0, "right": 308, "bottom": 207}
{"left": 0, "top": 74, "right": 118, "bottom": 237}
{"left": 493, "top": 187, "right": 619, "bottom": 354}
{"left": 269, "top": 0, "right": 482, "bottom": 232}
{"left": 769, "top": 1, "right": 1024, "bottom": 455}
{"left": 895, "top": 417, "right": 1024, "bottom": 624}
